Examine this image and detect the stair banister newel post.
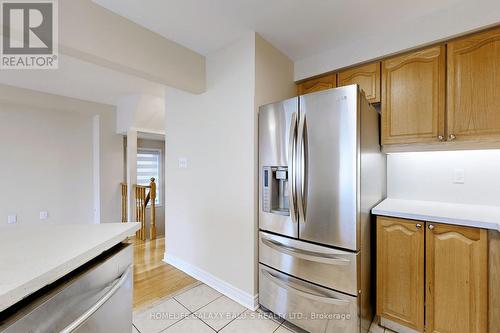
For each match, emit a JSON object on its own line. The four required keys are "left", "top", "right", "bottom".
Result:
{"left": 149, "top": 177, "right": 157, "bottom": 240}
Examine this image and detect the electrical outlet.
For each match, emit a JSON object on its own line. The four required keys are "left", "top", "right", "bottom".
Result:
{"left": 178, "top": 157, "right": 188, "bottom": 169}
{"left": 39, "top": 211, "right": 49, "bottom": 220}
{"left": 7, "top": 215, "right": 17, "bottom": 224}
{"left": 453, "top": 169, "right": 465, "bottom": 184}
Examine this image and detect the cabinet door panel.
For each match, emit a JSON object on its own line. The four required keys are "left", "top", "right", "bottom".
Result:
{"left": 447, "top": 27, "right": 500, "bottom": 141}
{"left": 376, "top": 217, "right": 424, "bottom": 332}
{"left": 297, "top": 74, "right": 336, "bottom": 95}
{"left": 338, "top": 62, "right": 381, "bottom": 103}
{"left": 426, "top": 223, "right": 488, "bottom": 333}
{"left": 382, "top": 46, "right": 445, "bottom": 145}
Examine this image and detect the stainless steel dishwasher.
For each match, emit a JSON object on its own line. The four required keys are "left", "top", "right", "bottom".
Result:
{"left": 0, "top": 243, "right": 133, "bottom": 333}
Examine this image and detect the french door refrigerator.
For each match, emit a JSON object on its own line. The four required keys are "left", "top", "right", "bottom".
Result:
{"left": 258, "top": 85, "right": 386, "bottom": 333}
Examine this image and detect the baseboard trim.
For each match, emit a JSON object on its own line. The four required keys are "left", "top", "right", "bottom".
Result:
{"left": 163, "top": 252, "right": 259, "bottom": 311}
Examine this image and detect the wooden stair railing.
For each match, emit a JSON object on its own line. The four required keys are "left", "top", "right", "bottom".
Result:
{"left": 120, "top": 183, "right": 128, "bottom": 223}
{"left": 120, "top": 178, "right": 157, "bottom": 240}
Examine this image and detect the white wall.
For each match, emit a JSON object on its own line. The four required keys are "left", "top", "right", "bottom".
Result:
{"left": 116, "top": 94, "right": 165, "bottom": 135}
{"left": 387, "top": 150, "right": 500, "bottom": 206}
{"left": 294, "top": 1, "right": 500, "bottom": 80}
{"left": 165, "top": 32, "right": 256, "bottom": 306}
{"left": 0, "top": 85, "right": 123, "bottom": 225}
{"left": 164, "top": 32, "right": 295, "bottom": 308}
{"left": 99, "top": 108, "right": 125, "bottom": 222}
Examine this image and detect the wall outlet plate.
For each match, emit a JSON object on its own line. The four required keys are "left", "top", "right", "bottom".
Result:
{"left": 178, "top": 157, "right": 188, "bottom": 169}
{"left": 453, "top": 169, "right": 465, "bottom": 184}
{"left": 7, "top": 215, "right": 17, "bottom": 224}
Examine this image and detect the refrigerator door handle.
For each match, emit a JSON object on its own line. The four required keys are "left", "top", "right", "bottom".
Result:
{"left": 297, "top": 113, "right": 307, "bottom": 223}
{"left": 288, "top": 112, "right": 297, "bottom": 224}
{"left": 261, "top": 269, "right": 350, "bottom": 305}
{"left": 59, "top": 265, "right": 132, "bottom": 333}
{"left": 261, "top": 236, "right": 351, "bottom": 265}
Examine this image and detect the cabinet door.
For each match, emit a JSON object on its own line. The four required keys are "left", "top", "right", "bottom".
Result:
{"left": 447, "top": 27, "right": 500, "bottom": 142}
{"left": 376, "top": 217, "right": 425, "bottom": 332}
{"left": 382, "top": 46, "right": 446, "bottom": 145}
{"left": 297, "top": 74, "right": 336, "bottom": 95}
{"left": 426, "top": 223, "right": 488, "bottom": 333}
{"left": 338, "top": 62, "right": 381, "bottom": 103}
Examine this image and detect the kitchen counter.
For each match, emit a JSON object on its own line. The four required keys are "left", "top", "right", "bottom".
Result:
{"left": 372, "top": 198, "right": 500, "bottom": 231}
{"left": 0, "top": 222, "right": 140, "bottom": 312}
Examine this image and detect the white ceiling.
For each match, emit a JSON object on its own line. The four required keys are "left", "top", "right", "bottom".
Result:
{"left": 94, "top": 0, "right": 484, "bottom": 61}
{"left": 0, "top": 54, "right": 165, "bottom": 106}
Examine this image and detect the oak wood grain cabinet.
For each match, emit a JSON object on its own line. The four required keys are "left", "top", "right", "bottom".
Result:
{"left": 376, "top": 217, "right": 425, "bottom": 332}
{"left": 297, "top": 73, "right": 336, "bottom": 95}
{"left": 376, "top": 216, "right": 489, "bottom": 333}
{"left": 381, "top": 46, "right": 446, "bottom": 145}
{"left": 447, "top": 27, "right": 500, "bottom": 142}
{"left": 426, "top": 223, "right": 488, "bottom": 333}
{"left": 338, "top": 62, "right": 381, "bottom": 103}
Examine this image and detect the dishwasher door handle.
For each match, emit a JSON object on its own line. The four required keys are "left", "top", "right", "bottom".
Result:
{"left": 59, "top": 265, "right": 132, "bottom": 333}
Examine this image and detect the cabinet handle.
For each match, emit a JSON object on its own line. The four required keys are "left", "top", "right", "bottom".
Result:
{"left": 448, "top": 134, "right": 456, "bottom": 141}
{"left": 437, "top": 135, "right": 444, "bottom": 141}
{"left": 416, "top": 223, "right": 422, "bottom": 229}
{"left": 428, "top": 224, "right": 435, "bottom": 230}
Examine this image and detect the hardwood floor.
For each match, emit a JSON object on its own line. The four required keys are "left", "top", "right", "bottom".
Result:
{"left": 131, "top": 236, "right": 198, "bottom": 310}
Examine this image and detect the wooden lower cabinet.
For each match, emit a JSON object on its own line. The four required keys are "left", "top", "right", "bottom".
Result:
{"left": 377, "top": 217, "right": 489, "bottom": 333}
{"left": 376, "top": 217, "right": 425, "bottom": 332}
{"left": 426, "top": 223, "right": 488, "bottom": 333}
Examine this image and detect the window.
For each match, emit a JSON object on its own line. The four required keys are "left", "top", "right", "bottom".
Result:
{"left": 137, "top": 149, "right": 161, "bottom": 205}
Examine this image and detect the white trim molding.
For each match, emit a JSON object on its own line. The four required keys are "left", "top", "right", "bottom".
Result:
{"left": 164, "top": 253, "right": 258, "bottom": 311}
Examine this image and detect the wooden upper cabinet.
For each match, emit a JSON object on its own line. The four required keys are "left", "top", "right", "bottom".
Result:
{"left": 447, "top": 27, "right": 500, "bottom": 142}
{"left": 382, "top": 46, "right": 446, "bottom": 145}
{"left": 377, "top": 217, "right": 425, "bottom": 332}
{"left": 426, "top": 223, "right": 488, "bottom": 333}
{"left": 297, "top": 74, "right": 336, "bottom": 95}
{"left": 338, "top": 62, "right": 381, "bottom": 103}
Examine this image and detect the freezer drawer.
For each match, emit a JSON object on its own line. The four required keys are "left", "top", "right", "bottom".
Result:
{"left": 259, "top": 231, "right": 358, "bottom": 295}
{"left": 0, "top": 244, "right": 132, "bottom": 333}
{"left": 259, "top": 264, "right": 359, "bottom": 333}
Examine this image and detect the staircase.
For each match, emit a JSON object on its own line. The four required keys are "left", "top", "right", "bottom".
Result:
{"left": 120, "top": 177, "right": 157, "bottom": 240}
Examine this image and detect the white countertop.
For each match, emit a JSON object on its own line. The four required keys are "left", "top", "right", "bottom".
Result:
{"left": 372, "top": 198, "right": 500, "bottom": 232}
{"left": 0, "top": 222, "right": 140, "bottom": 312}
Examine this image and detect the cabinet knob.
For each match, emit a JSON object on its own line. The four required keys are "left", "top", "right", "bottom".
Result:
{"left": 428, "top": 224, "right": 435, "bottom": 230}
{"left": 448, "top": 134, "right": 456, "bottom": 141}
{"left": 438, "top": 135, "right": 444, "bottom": 141}
{"left": 416, "top": 223, "right": 422, "bottom": 229}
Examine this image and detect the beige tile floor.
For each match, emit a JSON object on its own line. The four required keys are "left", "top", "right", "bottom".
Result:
{"left": 369, "top": 319, "right": 396, "bottom": 333}
{"left": 133, "top": 282, "right": 395, "bottom": 333}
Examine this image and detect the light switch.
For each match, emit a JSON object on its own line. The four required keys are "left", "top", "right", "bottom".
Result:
{"left": 7, "top": 215, "right": 17, "bottom": 224}
{"left": 39, "top": 211, "right": 49, "bottom": 220}
{"left": 178, "top": 158, "right": 188, "bottom": 169}
{"left": 453, "top": 169, "right": 465, "bottom": 184}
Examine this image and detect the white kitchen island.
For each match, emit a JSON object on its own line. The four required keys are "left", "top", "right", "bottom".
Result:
{"left": 0, "top": 223, "right": 140, "bottom": 313}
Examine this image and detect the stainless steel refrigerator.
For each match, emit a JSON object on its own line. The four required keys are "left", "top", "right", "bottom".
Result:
{"left": 258, "top": 85, "right": 386, "bottom": 333}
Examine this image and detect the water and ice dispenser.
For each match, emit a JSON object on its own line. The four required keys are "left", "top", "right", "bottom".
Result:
{"left": 262, "top": 166, "right": 289, "bottom": 216}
